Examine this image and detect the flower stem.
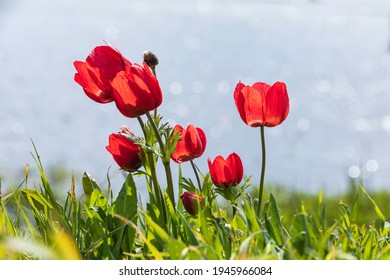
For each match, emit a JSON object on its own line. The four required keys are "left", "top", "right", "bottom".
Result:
{"left": 232, "top": 203, "right": 237, "bottom": 217}
{"left": 146, "top": 112, "right": 176, "bottom": 208}
{"left": 163, "top": 161, "right": 175, "bottom": 205}
{"left": 145, "top": 112, "right": 165, "bottom": 157}
{"left": 190, "top": 160, "right": 202, "bottom": 192}
{"left": 137, "top": 116, "right": 167, "bottom": 224}
{"left": 257, "top": 126, "right": 266, "bottom": 217}
{"left": 137, "top": 116, "right": 147, "bottom": 138}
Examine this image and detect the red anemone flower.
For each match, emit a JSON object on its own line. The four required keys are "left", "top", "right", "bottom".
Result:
{"left": 171, "top": 124, "right": 207, "bottom": 163}
{"left": 106, "top": 127, "right": 143, "bottom": 172}
{"left": 110, "top": 62, "right": 163, "bottom": 118}
{"left": 208, "top": 153, "right": 244, "bottom": 188}
{"left": 74, "top": 43, "right": 130, "bottom": 103}
{"left": 180, "top": 191, "right": 205, "bottom": 216}
{"left": 234, "top": 81, "right": 289, "bottom": 127}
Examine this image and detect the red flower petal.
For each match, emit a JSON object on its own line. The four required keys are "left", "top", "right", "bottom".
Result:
{"left": 106, "top": 133, "right": 142, "bottom": 172}
{"left": 73, "top": 61, "right": 114, "bottom": 103}
{"left": 263, "top": 81, "right": 289, "bottom": 127}
{"left": 111, "top": 63, "right": 163, "bottom": 118}
{"left": 208, "top": 153, "right": 244, "bottom": 188}
{"left": 233, "top": 82, "right": 248, "bottom": 125}
{"left": 240, "top": 86, "right": 264, "bottom": 127}
{"left": 233, "top": 80, "right": 289, "bottom": 128}
{"left": 212, "top": 156, "right": 227, "bottom": 186}
{"left": 74, "top": 43, "right": 129, "bottom": 104}
{"left": 171, "top": 125, "right": 191, "bottom": 163}
{"left": 86, "top": 45, "right": 128, "bottom": 82}
{"left": 171, "top": 124, "right": 207, "bottom": 163}
{"left": 226, "top": 153, "right": 243, "bottom": 185}
{"left": 185, "top": 125, "right": 205, "bottom": 158}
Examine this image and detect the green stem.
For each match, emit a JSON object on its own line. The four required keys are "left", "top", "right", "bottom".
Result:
{"left": 257, "top": 126, "right": 266, "bottom": 218}
{"left": 137, "top": 116, "right": 167, "bottom": 224}
{"left": 190, "top": 160, "right": 202, "bottom": 192}
{"left": 137, "top": 116, "right": 147, "bottom": 138}
{"left": 146, "top": 112, "right": 166, "bottom": 158}
{"left": 147, "top": 153, "right": 167, "bottom": 224}
{"left": 232, "top": 204, "right": 237, "bottom": 218}
{"left": 163, "top": 161, "right": 175, "bottom": 207}
{"left": 145, "top": 112, "right": 176, "bottom": 208}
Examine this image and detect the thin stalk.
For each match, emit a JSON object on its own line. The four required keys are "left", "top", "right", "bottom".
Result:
{"left": 232, "top": 200, "right": 237, "bottom": 218}
{"left": 190, "top": 160, "right": 202, "bottom": 192}
{"left": 137, "top": 116, "right": 147, "bottom": 139}
{"left": 145, "top": 112, "right": 166, "bottom": 157}
{"left": 145, "top": 112, "right": 176, "bottom": 208}
{"left": 163, "top": 161, "right": 175, "bottom": 207}
{"left": 137, "top": 116, "right": 167, "bottom": 224}
{"left": 147, "top": 153, "right": 167, "bottom": 224}
{"left": 257, "top": 126, "right": 266, "bottom": 217}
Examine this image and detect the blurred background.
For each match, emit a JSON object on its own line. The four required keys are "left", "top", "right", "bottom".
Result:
{"left": 1, "top": 0, "right": 390, "bottom": 197}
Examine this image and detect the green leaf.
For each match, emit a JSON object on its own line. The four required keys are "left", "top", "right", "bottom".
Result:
{"left": 362, "top": 228, "right": 377, "bottom": 260}
{"left": 177, "top": 211, "right": 199, "bottom": 246}
{"left": 21, "top": 189, "right": 53, "bottom": 214}
{"left": 164, "top": 191, "right": 177, "bottom": 222}
{"left": 239, "top": 195, "right": 261, "bottom": 234}
{"left": 30, "top": 140, "right": 56, "bottom": 204}
{"left": 167, "top": 240, "right": 186, "bottom": 259}
{"left": 144, "top": 212, "right": 171, "bottom": 245}
{"left": 82, "top": 172, "right": 101, "bottom": 206}
{"left": 359, "top": 186, "right": 385, "bottom": 221}
{"left": 317, "top": 189, "right": 326, "bottom": 227}
{"left": 164, "top": 191, "right": 178, "bottom": 238}
{"left": 113, "top": 213, "right": 164, "bottom": 260}
{"left": 350, "top": 188, "right": 361, "bottom": 222}
{"left": 89, "top": 189, "right": 107, "bottom": 209}
{"left": 238, "top": 231, "right": 263, "bottom": 257}
{"left": 231, "top": 214, "right": 247, "bottom": 241}
{"left": 265, "top": 193, "right": 284, "bottom": 247}
{"left": 290, "top": 213, "right": 310, "bottom": 256}
{"left": 0, "top": 197, "right": 17, "bottom": 237}
{"left": 113, "top": 173, "right": 138, "bottom": 257}
{"left": 114, "top": 173, "right": 137, "bottom": 220}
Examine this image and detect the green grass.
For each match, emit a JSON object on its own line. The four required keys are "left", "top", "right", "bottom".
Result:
{"left": 261, "top": 183, "right": 390, "bottom": 227}
{"left": 1, "top": 155, "right": 389, "bottom": 260}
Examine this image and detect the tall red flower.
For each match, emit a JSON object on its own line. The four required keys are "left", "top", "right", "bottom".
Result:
{"left": 106, "top": 127, "right": 143, "bottom": 172}
{"left": 180, "top": 191, "right": 205, "bottom": 216}
{"left": 208, "top": 153, "right": 244, "bottom": 188}
{"left": 171, "top": 124, "right": 207, "bottom": 163}
{"left": 110, "top": 62, "right": 163, "bottom": 118}
{"left": 74, "top": 43, "right": 129, "bottom": 103}
{"left": 234, "top": 81, "right": 289, "bottom": 127}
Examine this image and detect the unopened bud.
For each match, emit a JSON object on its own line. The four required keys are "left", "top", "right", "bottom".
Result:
{"left": 143, "top": 50, "right": 159, "bottom": 68}
{"left": 180, "top": 191, "right": 205, "bottom": 216}
{"left": 120, "top": 126, "right": 137, "bottom": 137}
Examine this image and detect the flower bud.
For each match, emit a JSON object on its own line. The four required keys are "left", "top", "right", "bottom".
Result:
{"left": 143, "top": 50, "right": 159, "bottom": 69}
{"left": 180, "top": 191, "right": 204, "bottom": 216}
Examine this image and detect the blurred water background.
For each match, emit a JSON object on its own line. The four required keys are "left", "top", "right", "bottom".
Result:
{"left": 1, "top": 0, "right": 390, "bottom": 197}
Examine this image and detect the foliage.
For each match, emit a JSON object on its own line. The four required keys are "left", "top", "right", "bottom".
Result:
{"left": 1, "top": 155, "right": 389, "bottom": 260}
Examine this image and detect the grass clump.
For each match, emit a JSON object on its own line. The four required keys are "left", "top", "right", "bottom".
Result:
{"left": 1, "top": 153, "right": 389, "bottom": 260}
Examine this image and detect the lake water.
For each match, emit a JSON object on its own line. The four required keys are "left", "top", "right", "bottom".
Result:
{"left": 1, "top": 0, "right": 390, "bottom": 196}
